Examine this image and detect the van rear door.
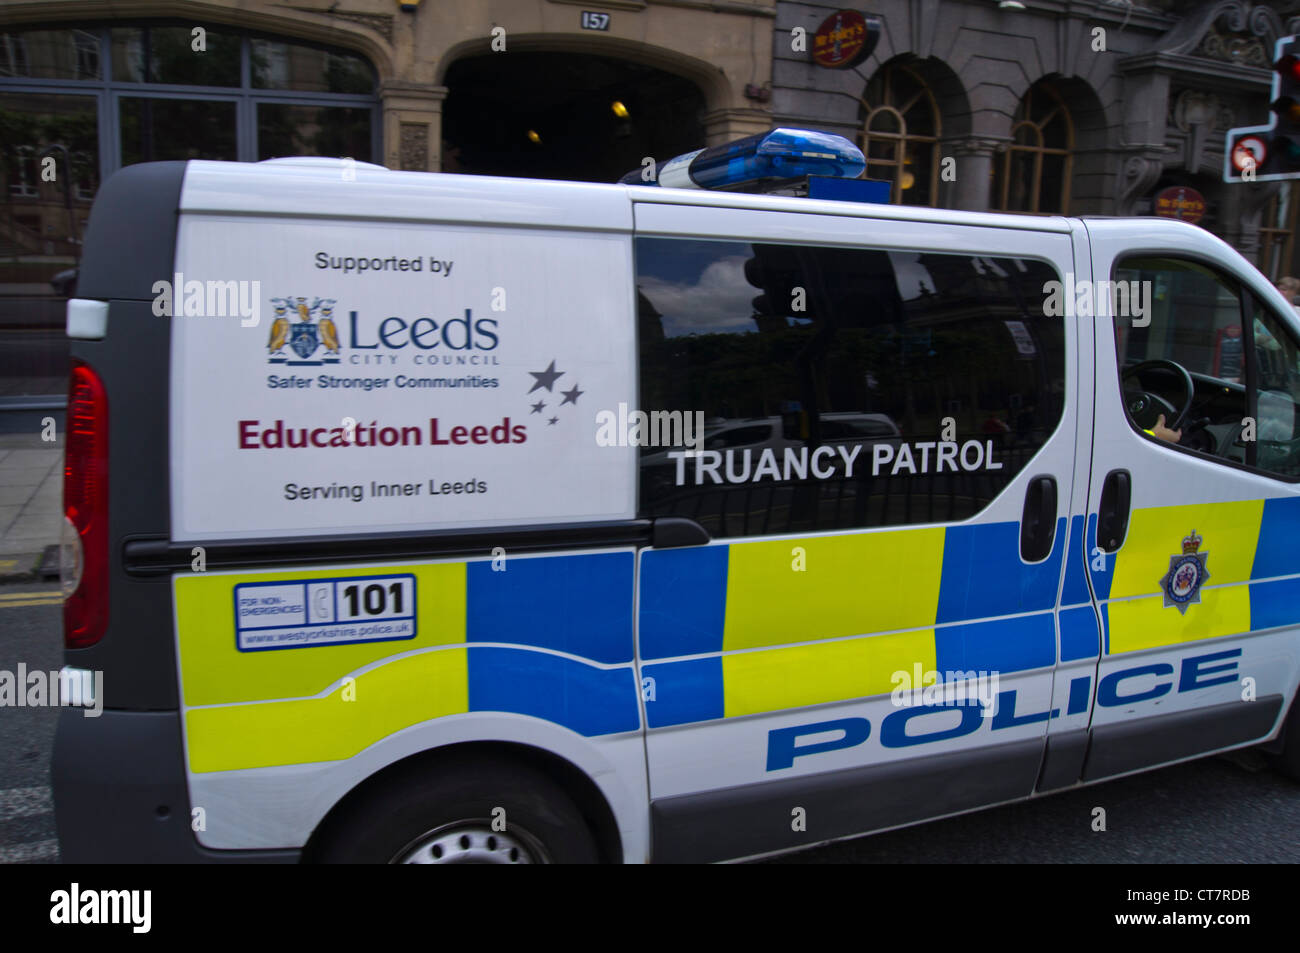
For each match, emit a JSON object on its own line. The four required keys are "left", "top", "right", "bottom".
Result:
{"left": 157, "top": 162, "right": 651, "bottom": 854}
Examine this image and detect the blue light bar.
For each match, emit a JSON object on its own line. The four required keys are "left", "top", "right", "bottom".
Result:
{"left": 621, "top": 128, "right": 866, "bottom": 190}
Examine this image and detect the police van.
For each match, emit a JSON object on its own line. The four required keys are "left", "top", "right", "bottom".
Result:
{"left": 53, "top": 129, "right": 1300, "bottom": 863}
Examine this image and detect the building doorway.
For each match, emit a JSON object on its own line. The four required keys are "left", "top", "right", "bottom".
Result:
{"left": 442, "top": 52, "right": 706, "bottom": 183}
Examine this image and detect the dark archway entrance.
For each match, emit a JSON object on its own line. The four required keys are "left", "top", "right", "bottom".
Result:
{"left": 442, "top": 52, "right": 705, "bottom": 183}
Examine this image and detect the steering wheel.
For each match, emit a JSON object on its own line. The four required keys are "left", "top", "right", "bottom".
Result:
{"left": 1121, "top": 359, "right": 1195, "bottom": 432}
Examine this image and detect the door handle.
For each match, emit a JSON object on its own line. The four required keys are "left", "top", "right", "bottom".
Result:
{"left": 1020, "top": 475, "right": 1057, "bottom": 562}
{"left": 1097, "top": 469, "right": 1131, "bottom": 553}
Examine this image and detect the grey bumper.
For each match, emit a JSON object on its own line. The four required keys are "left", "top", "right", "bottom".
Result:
{"left": 52, "top": 706, "right": 300, "bottom": 863}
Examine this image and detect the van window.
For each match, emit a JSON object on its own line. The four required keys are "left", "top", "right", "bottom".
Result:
{"left": 1113, "top": 258, "right": 1241, "bottom": 381}
{"left": 635, "top": 238, "right": 1067, "bottom": 538}
{"left": 1113, "top": 255, "right": 1300, "bottom": 479}
{"left": 1249, "top": 305, "right": 1300, "bottom": 478}
{"left": 704, "top": 423, "right": 773, "bottom": 450}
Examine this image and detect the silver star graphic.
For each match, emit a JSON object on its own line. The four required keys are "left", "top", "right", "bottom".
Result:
{"left": 528, "top": 360, "right": 564, "bottom": 393}
{"left": 530, "top": 401, "right": 545, "bottom": 414}
{"left": 560, "top": 384, "right": 584, "bottom": 406}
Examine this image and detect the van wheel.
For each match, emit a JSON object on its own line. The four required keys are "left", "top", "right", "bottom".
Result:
{"left": 1269, "top": 696, "right": 1300, "bottom": 782}
{"left": 315, "top": 758, "right": 600, "bottom": 864}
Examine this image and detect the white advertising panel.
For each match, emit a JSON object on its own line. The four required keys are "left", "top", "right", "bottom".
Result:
{"left": 169, "top": 217, "right": 637, "bottom": 540}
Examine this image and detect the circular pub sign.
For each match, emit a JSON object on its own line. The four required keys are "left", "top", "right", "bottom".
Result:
{"left": 1153, "top": 186, "right": 1207, "bottom": 224}
{"left": 811, "top": 10, "right": 881, "bottom": 70}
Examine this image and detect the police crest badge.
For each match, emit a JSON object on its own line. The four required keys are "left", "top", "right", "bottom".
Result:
{"left": 1160, "top": 530, "right": 1209, "bottom": 614}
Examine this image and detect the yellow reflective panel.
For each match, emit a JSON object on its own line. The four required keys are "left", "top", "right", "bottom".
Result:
{"left": 186, "top": 647, "right": 468, "bottom": 773}
{"left": 1110, "top": 501, "right": 1262, "bottom": 599}
{"left": 723, "top": 528, "right": 945, "bottom": 652}
{"left": 722, "top": 628, "right": 937, "bottom": 718}
{"left": 175, "top": 562, "right": 467, "bottom": 706}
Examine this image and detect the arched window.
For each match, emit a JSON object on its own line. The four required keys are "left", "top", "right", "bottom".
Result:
{"left": 996, "top": 83, "right": 1072, "bottom": 214}
{"left": 858, "top": 63, "right": 940, "bottom": 206}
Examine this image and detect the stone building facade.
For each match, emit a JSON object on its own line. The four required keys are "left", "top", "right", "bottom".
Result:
{"left": 0, "top": 0, "right": 776, "bottom": 398}
{"left": 773, "top": 0, "right": 1300, "bottom": 278}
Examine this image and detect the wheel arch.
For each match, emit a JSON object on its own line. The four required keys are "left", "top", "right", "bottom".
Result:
{"left": 302, "top": 740, "right": 625, "bottom": 863}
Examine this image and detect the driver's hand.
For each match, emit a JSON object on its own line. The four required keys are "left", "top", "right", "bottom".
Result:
{"left": 1151, "top": 413, "right": 1182, "bottom": 444}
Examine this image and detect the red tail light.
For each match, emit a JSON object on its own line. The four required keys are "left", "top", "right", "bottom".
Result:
{"left": 63, "top": 360, "right": 109, "bottom": 648}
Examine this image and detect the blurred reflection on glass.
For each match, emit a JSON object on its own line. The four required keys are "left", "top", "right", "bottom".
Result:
{"left": 0, "top": 93, "right": 97, "bottom": 399}
{"left": 636, "top": 238, "right": 1066, "bottom": 537}
{"left": 258, "top": 103, "right": 373, "bottom": 161}
{"left": 119, "top": 97, "right": 236, "bottom": 165}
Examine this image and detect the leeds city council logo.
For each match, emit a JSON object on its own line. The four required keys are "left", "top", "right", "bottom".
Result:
{"left": 1160, "top": 529, "right": 1210, "bottom": 615}
{"left": 267, "top": 296, "right": 341, "bottom": 365}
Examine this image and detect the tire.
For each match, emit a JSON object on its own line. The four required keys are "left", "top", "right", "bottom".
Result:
{"left": 1268, "top": 694, "right": 1300, "bottom": 782}
{"left": 314, "top": 756, "right": 601, "bottom": 863}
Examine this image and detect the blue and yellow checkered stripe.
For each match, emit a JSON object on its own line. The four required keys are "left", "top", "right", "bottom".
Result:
{"left": 175, "top": 497, "right": 1300, "bottom": 769}
{"left": 640, "top": 518, "right": 1067, "bottom": 728}
{"left": 175, "top": 552, "right": 640, "bottom": 773}
{"left": 1084, "top": 496, "right": 1300, "bottom": 656}
{"left": 641, "top": 497, "right": 1300, "bottom": 730}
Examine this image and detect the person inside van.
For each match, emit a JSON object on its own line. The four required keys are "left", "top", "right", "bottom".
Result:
{"left": 1148, "top": 414, "right": 1181, "bottom": 443}
{"left": 1277, "top": 276, "right": 1300, "bottom": 314}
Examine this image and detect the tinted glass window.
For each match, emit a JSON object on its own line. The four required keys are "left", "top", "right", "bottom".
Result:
{"left": 258, "top": 103, "right": 373, "bottom": 161}
{"left": 1251, "top": 307, "right": 1300, "bottom": 477}
{"left": 704, "top": 425, "right": 773, "bottom": 450}
{"left": 0, "top": 29, "right": 101, "bottom": 80}
{"left": 111, "top": 26, "right": 241, "bottom": 86}
{"left": 0, "top": 22, "right": 377, "bottom": 404}
{"left": 0, "top": 92, "right": 97, "bottom": 398}
{"left": 251, "top": 38, "right": 375, "bottom": 93}
{"left": 636, "top": 238, "right": 1067, "bottom": 538}
{"left": 1113, "top": 256, "right": 1300, "bottom": 478}
{"left": 1115, "top": 258, "right": 1240, "bottom": 380}
{"left": 119, "top": 97, "right": 236, "bottom": 164}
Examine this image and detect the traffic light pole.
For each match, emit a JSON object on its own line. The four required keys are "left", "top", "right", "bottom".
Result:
{"left": 1226, "top": 34, "right": 1300, "bottom": 183}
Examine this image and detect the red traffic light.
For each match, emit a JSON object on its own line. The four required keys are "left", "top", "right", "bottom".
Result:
{"left": 1278, "top": 53, "right": 1300, "bottom": 81}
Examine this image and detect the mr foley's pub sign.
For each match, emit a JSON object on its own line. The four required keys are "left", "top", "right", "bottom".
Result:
{"left": 1153, "top": 186, "right": 1207, "bottom": 225}
{"left": 811, "top": 10, "right": 882, "bottom": 70}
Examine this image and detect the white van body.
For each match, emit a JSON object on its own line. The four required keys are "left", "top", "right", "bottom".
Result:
{"left": 52, "top": 158, "right": 1300, "bottom": 863}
